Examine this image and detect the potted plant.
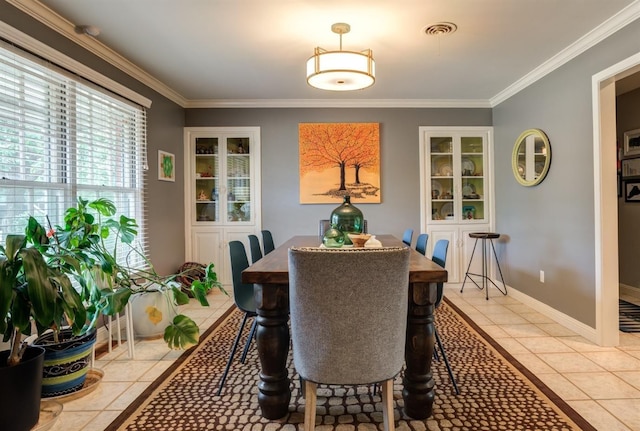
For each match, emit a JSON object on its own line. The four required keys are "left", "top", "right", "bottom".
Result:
{"left": 0, "top": 197, "right": 225, "bottom": 416}
{"left": 0, "top": 222, "right": 87, "bottom": 430}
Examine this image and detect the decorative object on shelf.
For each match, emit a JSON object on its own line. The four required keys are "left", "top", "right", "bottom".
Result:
{"left": 306, "top": 23, "right": 375, "bottom": 91}
{"left": 624, "top": 129, "right": 640, "bottom": 156}
{"left": 158, "top": 150, "right": 175, "bottom": 182}
{"left": 211, "top": 188, "right": 218, "bottom": 201}
{"left": 462, "top": 205, "right": 476, "bottom": 220}
{"left": 330, "top": 195, "right": 364, "bottom": 245}
{"left": 512, "top": 129, "right": 551, "bottom": 186}
{"left": 322, "top": 224, "right": 345, "bottom": 248}
{"left": 198, "top": 190, "right": 207, "bottom": 201}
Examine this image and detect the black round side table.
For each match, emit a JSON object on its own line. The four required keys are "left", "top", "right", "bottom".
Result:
{"left": 461, "top": 232, "right": 507, "bottom": 300}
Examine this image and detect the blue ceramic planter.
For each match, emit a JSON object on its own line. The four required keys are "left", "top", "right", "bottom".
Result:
{"left": 35, "top": 328, "right": 97, "bottom": 397}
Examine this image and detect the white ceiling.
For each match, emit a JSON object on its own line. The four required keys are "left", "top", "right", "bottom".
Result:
{"left": 22, "top": 0, "right": 640, "bottom": 106}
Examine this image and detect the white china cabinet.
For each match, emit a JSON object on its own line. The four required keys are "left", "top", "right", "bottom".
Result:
{"left": 419, "top": 127, "right": 494, "bottom": 282}
{"left": 183, "top": 127, "right": 261, "bottom": 286}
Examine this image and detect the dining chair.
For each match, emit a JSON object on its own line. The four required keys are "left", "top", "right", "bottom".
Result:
{"left": 402, "top": 228, "right": 413, "bottom": 246}
{"left": 319, "top": 219, "right": 368, "bottom": 238}
{"left": 415, "top": 233, "right": 429, "bottom": 256}
{"left": 248, "top": 234, "right": 263, "bottom": 263}
{"left": 216, "top": 241, "right": 258, "bottom": 396}
{"left": 288, "top": 246, "right": 411, "bottom": 431}
{"left": 431, "top": 239, "right": 459, "bottom": 395}
{"left": 261, "top": 230, "right": 275, "bottom": 255}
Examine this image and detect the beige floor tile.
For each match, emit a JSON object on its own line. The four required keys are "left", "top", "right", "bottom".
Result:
{"left": 519, "top": 312, "right": 556, "bottom": 324}
{"left": 567, "top": 400, "right": 633, "bottom": 431}
{"left": 614, "top": 371, "right": 640, "bottom": 391}
{"left": 510, "top": 352, "right": 556, "bottom": 374}
{"left": 140, "top": 359, "right": 175, "bottom": 381}
{"left": 558, "top": 336, "right": 619, "bottom": 353}
{"left": 535, "top": 323, "right": 578, "bottom": 337}
{"left": 516, "top": 337, "right": 576, "bottom": 354}
{"left": 581, "top": 350, "right": 640, "bottom": 371}
{"left": 475, "top": 324, "right": 511, "bottom": 339}
{"left": 50, "top": 410, "right": 98, "bottom": 431}
{"left": 500, "top": 323, "right": 549, "bottom": 338}
{"left": 536, "top": 373, "right": 590, "bottom": 401}
{"left": 484, "top": 312, "right": 529, "bottom": 325}
{"left": 537, "top": 352, "right": 605, "bottom": 373}
{"left": 106, "top": 381, "right": 151, "bottom": 410}
{"left": 599, "top": 399, "right": 640, "bottom": 430}
{"left": 494, "top": 337, "right": 530, "bottom": 354}
{"left": 81, "top": 410, "right": 123, "bottom": 431}
{"left": 564, "top": 372, "right": 640, "bottom": 399}
{"left": 101, "top": 359, "right": 157, "bottom": 381}
{"left": 504, "top": 303, "right": 536, "bottom": 314}
{"left": 61, "top": 381, "right": 133, "bottom": 411}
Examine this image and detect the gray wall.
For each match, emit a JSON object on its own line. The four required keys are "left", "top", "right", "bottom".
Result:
{"left": 1, "top": 2, "right": 187, "bottom": 275}
{"left": 185, "top": 108, "right": 491, "bottom": 248}
{"left": 493, "top": 20, "right": 640, "bottom": 327}
{"left": 617, "top": 87, "right": 640, "bottom": 290}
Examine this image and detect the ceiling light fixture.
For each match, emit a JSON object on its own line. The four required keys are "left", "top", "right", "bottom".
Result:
{"left": 306, "top": 23, "right": 375, "bottom": 91}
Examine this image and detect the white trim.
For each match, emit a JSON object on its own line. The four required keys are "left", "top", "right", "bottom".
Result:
{"left": 184, "top": 98, "right": 492, "bottom": 109}
{"left": 0, "top": 20, "right": 152, "bottom": 108}
{"left": 491, "top": 0, "right": 640, "bottom": 106}
{"left": 506, "top": 286, "right": 598, "bottom": 343}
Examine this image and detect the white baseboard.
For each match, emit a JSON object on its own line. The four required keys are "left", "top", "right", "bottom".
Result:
{"left": 620, "top": 283, "right": 640, "bottom": 300}
{"left": 503, "top": 283, "right": 598, "bottom": 344}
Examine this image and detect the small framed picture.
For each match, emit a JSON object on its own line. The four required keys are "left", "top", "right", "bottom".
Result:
{"left": 622, "top": 157, "right": 640, "bottom": 178}
{"left": 625, "top": 180, "right": 640, "bottom": 202}
{"left": 624, "top": 129, "right": 640, "bottom": 156}
{"left": 158, "top": 150, "right": 175, "bottom": 182}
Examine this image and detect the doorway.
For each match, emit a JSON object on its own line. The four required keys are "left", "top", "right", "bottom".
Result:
{"left": 593, "top": 52, "right": 640, "bottom": 345}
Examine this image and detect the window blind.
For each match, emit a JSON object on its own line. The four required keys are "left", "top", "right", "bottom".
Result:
{"left": 0, "top": 42, "right": 148, "bottom": 268}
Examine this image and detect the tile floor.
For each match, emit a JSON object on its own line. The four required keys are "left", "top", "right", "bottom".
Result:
{"left": 45, "top": 284, "right": 640, "bottom": 431}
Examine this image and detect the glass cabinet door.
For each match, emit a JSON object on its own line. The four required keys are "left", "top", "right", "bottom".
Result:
{"left": 194, "top": 137, "right": 220, "bottom": 222}
{"left": 459, "top": 136, "right": 485, "bottom": 221}
{"left": 429, "top": 133, "right": 486, "bottom": 223}
{"left": 225, "top": 137, "right": 251, "bottom": 223}
{"left": 430, "top": 136, "right": 455, "bottom": 221}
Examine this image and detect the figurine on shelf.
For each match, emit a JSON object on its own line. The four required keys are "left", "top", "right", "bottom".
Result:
{"left": 198, "top": 189, "right": 207, "bottom": 201}
{"left": 237, "top": 143, "right": 245, "bottom": 154}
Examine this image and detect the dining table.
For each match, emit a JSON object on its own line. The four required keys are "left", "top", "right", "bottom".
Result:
{"left": 241, "top": 234, "right": 448, "bottom": 420}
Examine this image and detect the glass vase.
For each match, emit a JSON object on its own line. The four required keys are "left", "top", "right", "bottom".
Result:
{"left": 322, "top": 225, "right": 345, "bottom": 248}
{"left": 330, "top": 195, "right": 364, "bottom": 245}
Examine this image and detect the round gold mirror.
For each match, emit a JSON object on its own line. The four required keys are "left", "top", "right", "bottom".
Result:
{"left": 512, "top": 129, "right": 551, "bottom": 186}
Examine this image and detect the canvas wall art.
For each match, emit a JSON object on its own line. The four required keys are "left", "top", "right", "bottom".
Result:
{"left": 299, "top": 123, "right": 380, "bottom": 203}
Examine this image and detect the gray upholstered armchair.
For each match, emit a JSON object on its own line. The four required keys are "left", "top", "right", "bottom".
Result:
{"left": 288, "top": 246, "right": 410, "bottom": 431}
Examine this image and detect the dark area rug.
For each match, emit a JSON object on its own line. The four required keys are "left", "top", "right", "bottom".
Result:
{"left": 105, "top": 299, "right": 595, "bottom": 431}
{"left": 620, "top": 299, "right": 640, "bottom": 333}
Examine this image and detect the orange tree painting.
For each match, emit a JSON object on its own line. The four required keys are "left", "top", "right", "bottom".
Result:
{"left": 299, "top": 123, "right": 380, "bottom": 203}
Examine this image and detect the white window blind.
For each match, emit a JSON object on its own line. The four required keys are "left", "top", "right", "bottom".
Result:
{"left": 0, "top": 42, "right": 148, "bottom": 267}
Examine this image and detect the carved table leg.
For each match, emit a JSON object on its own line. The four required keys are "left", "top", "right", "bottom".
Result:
{"left": 254, "top": 283, "right": 291, "bottom": 419}
{"left": 402, "top": 281, "right": 436, "bottom": 419}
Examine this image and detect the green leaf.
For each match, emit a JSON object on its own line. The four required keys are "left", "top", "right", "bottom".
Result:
{"left": 20, "top": 247, "right": 57, "bottom": 327}
{"left": 4, "top": 235, "right": 26, "bottom": 261}
{"left": 163, "top": 314, "right": 200, "bottom": 350}
{"left": 172, "top": 286, "right": 190, "bottom": 306}
{"left": 0, "top": 259, "right": 16, "bottom": 330}
{"left": 101, "top": 287, "right": 132, "bottom": 316}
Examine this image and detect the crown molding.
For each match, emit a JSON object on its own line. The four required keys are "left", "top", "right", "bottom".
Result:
{"left": 490, "top": 0, "right": 640, "bottom": 107}
{"left": 10, "top": 0, "right": 640, "bottom": 110}
{"left": 184, "top": 98, "right": 492, "bottom": 109}
{"left": 6, "top": 0, "right": 187, "bottom": 107}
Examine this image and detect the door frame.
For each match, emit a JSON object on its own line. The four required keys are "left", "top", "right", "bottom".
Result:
{"left": 592, "top": 51, "right": 640, "bottom": 345}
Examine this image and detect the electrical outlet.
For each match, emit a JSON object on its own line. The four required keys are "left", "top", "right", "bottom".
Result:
{"left": 540, "top": 270, "right": 545, "bottom": 283}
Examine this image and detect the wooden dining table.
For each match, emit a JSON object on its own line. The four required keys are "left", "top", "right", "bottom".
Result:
{"left": 241, "top": 234, "right": 448, "bottom": 420}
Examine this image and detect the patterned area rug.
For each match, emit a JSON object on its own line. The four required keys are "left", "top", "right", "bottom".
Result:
{"left": 620, "top": 299, "right": 640, "bottom": 333}
{"left": 105, "top": 299, "right": 595, "bottom": 431}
